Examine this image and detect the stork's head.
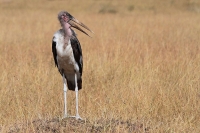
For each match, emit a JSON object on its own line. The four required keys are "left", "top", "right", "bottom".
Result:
{"left": 58, "top": 11, "right": 93, "bottom": 37}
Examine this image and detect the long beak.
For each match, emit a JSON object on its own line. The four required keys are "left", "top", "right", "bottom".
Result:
{"left": 68, "top": 17, "right": 93, "bottom": 37}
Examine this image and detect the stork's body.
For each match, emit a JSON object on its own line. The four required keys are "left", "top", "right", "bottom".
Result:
{"left": 53, "top": 29, "right": 82, "bottom": 91}
{"left": 52, "top": 11, "right": 92, "bottom": 120}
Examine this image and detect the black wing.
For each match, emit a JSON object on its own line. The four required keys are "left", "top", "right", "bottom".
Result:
{"left": 70, "top": 30, "right": 83, "bottom": 76}
{"left": 52, "top": 37, "right": 58, "bottom": 67}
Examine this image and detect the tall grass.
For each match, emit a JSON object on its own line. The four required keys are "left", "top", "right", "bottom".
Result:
{"left": 0, "top": 0, "right": 200, "bottom": 132}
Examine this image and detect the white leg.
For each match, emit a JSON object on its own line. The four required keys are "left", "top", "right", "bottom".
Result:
{"left": 63, "top": 74, "right": 68, "bottom": 118}
{"left": 75, "top": 73, "right": 82, "bottom": 120}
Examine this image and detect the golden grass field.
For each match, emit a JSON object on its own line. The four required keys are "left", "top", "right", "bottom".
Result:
{"left": 0, "top": 0, "right": 200, "bottom": 132}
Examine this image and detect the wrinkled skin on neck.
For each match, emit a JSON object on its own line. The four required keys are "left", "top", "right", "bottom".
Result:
{"left": 62, "top": 22, "right": 73, "bottom": 46}
{"left": 58, "top": 13, "right": 73, "bottom": 45}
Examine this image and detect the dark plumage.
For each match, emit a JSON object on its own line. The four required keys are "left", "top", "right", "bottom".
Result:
{"left": 52, "top": 30, "right": 82, "bottom": 91}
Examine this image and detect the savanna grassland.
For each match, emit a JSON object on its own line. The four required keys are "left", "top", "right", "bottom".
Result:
{"left": 0, "top": 0, "right": 200, "bottom": 132}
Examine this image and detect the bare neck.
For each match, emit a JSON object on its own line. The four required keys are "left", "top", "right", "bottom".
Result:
{"left": 62, "top": 23, "right": 72, "bottom": 46}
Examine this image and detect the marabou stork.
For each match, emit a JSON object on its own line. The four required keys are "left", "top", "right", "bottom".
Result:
{"left": 52, "top": 11, "right": 93, "bottom": 120}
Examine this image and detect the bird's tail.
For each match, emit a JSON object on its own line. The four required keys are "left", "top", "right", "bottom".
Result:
{"left": 66, "top": 75, "right": 82, "bottom": 91}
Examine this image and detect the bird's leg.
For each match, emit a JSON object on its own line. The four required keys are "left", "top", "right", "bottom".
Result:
{"left": 63, "top": 74, "right": 68, "bottom": 119}
{"left": 75, "top": 73, "right": 82, "bottom": 120}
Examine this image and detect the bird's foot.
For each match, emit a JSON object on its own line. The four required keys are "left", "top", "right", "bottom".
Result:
{"left": 75, "top": 114, "right": 83, "bottom": 120}
{"left": 62, "top": 114, "right": 68, "bottom": 120}
{"left": 62, "top": 113, "right": 84, "bottom": 120}
{"left": 68, "top": 115, "right": 84, "bottom": 120}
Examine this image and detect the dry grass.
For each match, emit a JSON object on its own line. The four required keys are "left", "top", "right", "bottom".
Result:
{"left": 0, "top": 0, "right": 200, "bottom": 132}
